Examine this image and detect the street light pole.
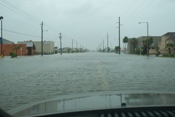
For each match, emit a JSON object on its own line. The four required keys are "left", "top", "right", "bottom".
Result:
{"left": 103, "top": 40, "right": 104, "bottom": 52}
{"left": 146, "top": 22, "right": 149, "bottom": 57}
{"left": 76, "top": 41, "right": 78, "bottom": 53}
{"left": 72, "top": 39, "right": 73, "bottom": 53}
{"left": 139, "top": 22, "right": 149, "bottom": 56}
{"left": 119, "top": 17, "right": 121, "bottom": 55}
{"left": 59, "top": 33, "right": 62, "bottom": 55}
{"left": 107, "top": 33, "right": 109, "bottom": 52}
{"left": 0, "top": 16, "right": 3, "bottom": 56}
{"left": 41, "top": 22, "right": 43, "bottom": 56}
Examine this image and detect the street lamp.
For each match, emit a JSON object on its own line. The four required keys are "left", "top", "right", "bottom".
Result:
{"left": 59, "top": 33, "right": 62, "bottom": 55}
{"left": 139, "top": 22, "right": 149, "bottom": 56}
{"left": 0, "top": 16, "right": 3, "bottom": 56}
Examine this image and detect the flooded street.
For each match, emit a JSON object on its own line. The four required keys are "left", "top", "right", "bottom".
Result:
{"left": 0, "top": 52, "right": 175, "bottom": 111}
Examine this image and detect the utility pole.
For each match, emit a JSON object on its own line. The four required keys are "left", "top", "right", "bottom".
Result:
{"left": 80, "top": 45, "right": 81, "bottom": 52}
{"left": 59, "top": 33, "right": 62, "bottom": 55}
{"left": 76, "top": 41, "right": 78, "bottom": 53}
{"left": 41, "top": 22, "right": 43, "bottom": 56}
{"left": 103, "top": 40, "right": 104, "bottom": 52}
{"left": 147, "top": 23, "right": 149, "bottom": 57}
{"left": 72, "top": 39, "right": 73, "bottom": 53}
{"left": 0, "top": 16, "right": 3, "bottom": 57}
{"left": 107, "top": 33, "right": 109, "bottom": 52}
{"left": 118, "top": 17, "right": 121, "bottom": 55}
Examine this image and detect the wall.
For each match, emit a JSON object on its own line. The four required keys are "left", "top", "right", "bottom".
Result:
{"left": 33, "top": 41, "right": 55, "bottom": 54}
{"left": 0, "top": 44, "right": 27, "bottom": 56}
{"left": 158, "top": 35, "right": 175, "bottom": 54}
{"left": 33, "top": 41, "right": 41, "bottom": 54}
{"left": 127, "top": 36, "right": 161, "bottom": 54}
{"left": 127, "top": 39, "right": 136, "bottom": 54}
{"left": 137, "top": 36, "right": 161, "bottom": 48}
{"left": 159, "top": 36, "right": 167, "bottom": 50}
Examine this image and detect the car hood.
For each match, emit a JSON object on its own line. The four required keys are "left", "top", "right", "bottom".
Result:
{"left": 8, "top": 91, "right": 175, "bottom": 117}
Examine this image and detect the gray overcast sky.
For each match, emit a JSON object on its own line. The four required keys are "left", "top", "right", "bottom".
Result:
{"left": 0, "top": 0, "right": 175, "bottom": 50}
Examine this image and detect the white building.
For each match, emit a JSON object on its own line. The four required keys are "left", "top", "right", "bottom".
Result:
{"left": 34, "top": 41, "right": 55, "bottom": 54}
{"left": 18, "top": 41, "right": 55, "bottom": 54}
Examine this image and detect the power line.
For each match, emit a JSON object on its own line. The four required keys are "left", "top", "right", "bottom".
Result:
{"left": 122, "top": 0, "right": 147, "bottom": 23}
{"left": 121, "top": 0, "right": 139, "bottom": 20}
{"left": 1, "top": 0, "right": 62, "bottom": 36}
{"left": 2, "top": 0, "right": 41, "bottom": 22}
{"left": 1, "top": 0, "right": 41, "bottom": 23}
{"left": 0, "top": 3, "right": 39, "bottom": 24}
{"left": 1, "top": 28, "right": 49, "bottom": 39}
{"left": 0, "top": 1, "right": 86, "bottom": 48}
{"left": 0, "top": 2, "right": 60, "bottom": 41}
{"left": 130, "top": 0, "right": 155, "bottom": 21}
{"left": 1, "top": 14, "right": 30, "bottom": 26}
{"left": 1, "top": 1, "right": 63, "bottom": 35}
{"left": 0, "top": 1, "right": 79, "bottom": 40}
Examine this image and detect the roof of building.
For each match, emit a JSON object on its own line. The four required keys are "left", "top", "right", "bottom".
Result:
{"left": 127, "top": 36, "right": 161, "bottom": 42}
{"left": 162, "top": 32, "right": 175, "bottom": 42}
{"left": 2, "top": 38, "right": 14, "bottom": 44}
{"left": 162, "top": 32, "right": 175, "bottom": 37}
{"left": 137, "top": 36, "right": 161, "bottom": 39}
{"left": 63, "top": 47, "right": 71, "bottom": 49}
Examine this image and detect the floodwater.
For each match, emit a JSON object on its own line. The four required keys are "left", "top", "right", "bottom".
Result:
{"left": 0, "top": 52, "right": 175, "bottom": 111}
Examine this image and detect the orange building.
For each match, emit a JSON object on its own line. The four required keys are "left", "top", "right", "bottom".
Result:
{"left": 0, "top": 44, "right": 28, "bottom": 56}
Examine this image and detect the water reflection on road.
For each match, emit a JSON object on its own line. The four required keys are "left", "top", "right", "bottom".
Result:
{"left": 0, "top": 52, "right": 175, "bottom": 111}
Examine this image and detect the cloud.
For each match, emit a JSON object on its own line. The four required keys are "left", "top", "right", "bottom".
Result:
{"left": 63, "top": 1, "right": 100, "bottom": 18}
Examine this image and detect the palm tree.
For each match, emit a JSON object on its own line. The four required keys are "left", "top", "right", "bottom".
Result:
{"left": 142, "top": 37, "right": 153, "bottom": 47}
{"left": 166, "top": 42, "right": 175, "bottom": 54}
{"left": 155, "top": 46, "right": 160, "bottom": 57}
{"left": 142, "top": 37, "right": 153, "bottom": 55}
{"left": 123, "top": 36, "right": 128, "bottom": 49}
{"left": 130, "top": 38, "right": 137, "bottom": 53}
{"left": 115, "top": 46, "right": 120, "bottom": 53}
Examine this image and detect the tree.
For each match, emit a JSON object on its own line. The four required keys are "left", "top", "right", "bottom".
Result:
{"left": 130, "top": 38, "right": 138, "bottom": 54}
{"left": 143, "top": 37, "right": 153, "bottom": 48}
{"left": 68, "top": 48, "right": 71, "bottom": 53}
{"left": 11, "top": 44, "right": 20, "bottom": 55}
{"left": 115, "top": 46, "right": 120, "bottom": 53}
{"left": 166, "top": 42, "right": 175, "bottom": 54}
{"left": 142, "top": 37, "right": 153, "bottom": 55}
{"left": 107, "top": 47, "right": 110, "bottom": 52}
{"left": 155, "top": 46, "right": 160, "bottom": 57}
{"left": 123, "top": 36, "right": 128, "bottom": 49}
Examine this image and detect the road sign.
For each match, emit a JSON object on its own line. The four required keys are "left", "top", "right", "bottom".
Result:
{"left": 26, "top": 41, "right": 33, "bottom": 47}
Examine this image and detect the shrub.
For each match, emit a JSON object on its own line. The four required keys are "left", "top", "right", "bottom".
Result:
{"left": 162, "top": 54, "right": 174, "bottom": 57}
{"left": 9, "top": 52, "right": 17, "bottom": 58}
{"left": 135, "top": 48, "right": 140, "bottom": 55}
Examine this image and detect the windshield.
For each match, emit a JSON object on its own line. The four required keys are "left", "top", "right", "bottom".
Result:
{"left": 0, "top": 0, "right": 175, "bottom": 116}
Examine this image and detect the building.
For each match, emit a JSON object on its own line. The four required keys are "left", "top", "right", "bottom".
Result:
{"left": 18, "top": 40, "right": 55, "bottom": 54}
{"left": 18, "top": 41, "right": 35, "bottom": 55}
{"left": 62, "top": 47, "right": 72, "bottom": 53}
{"left": 158, "top": 32, "right": 175, "bottom": 54}
{"left": 34, "top": 41, "right": 55, "bottom": 54}
{"left": 127, "top": 36, "right": 161, "bottom": 54}
{"left": 1, "top": 38, "right": 14, "bottom": 44}
{"left": 137, "top": 36, "right": 161, "bottom": 48}
{"left": 127, "top": 38, "right": 136, "bottom": 54}
{"left": 2, "top": 44, "right": 27, "bottom": 56}
{"left": 0, "top": 38, "right": 28, "bottom": 56}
